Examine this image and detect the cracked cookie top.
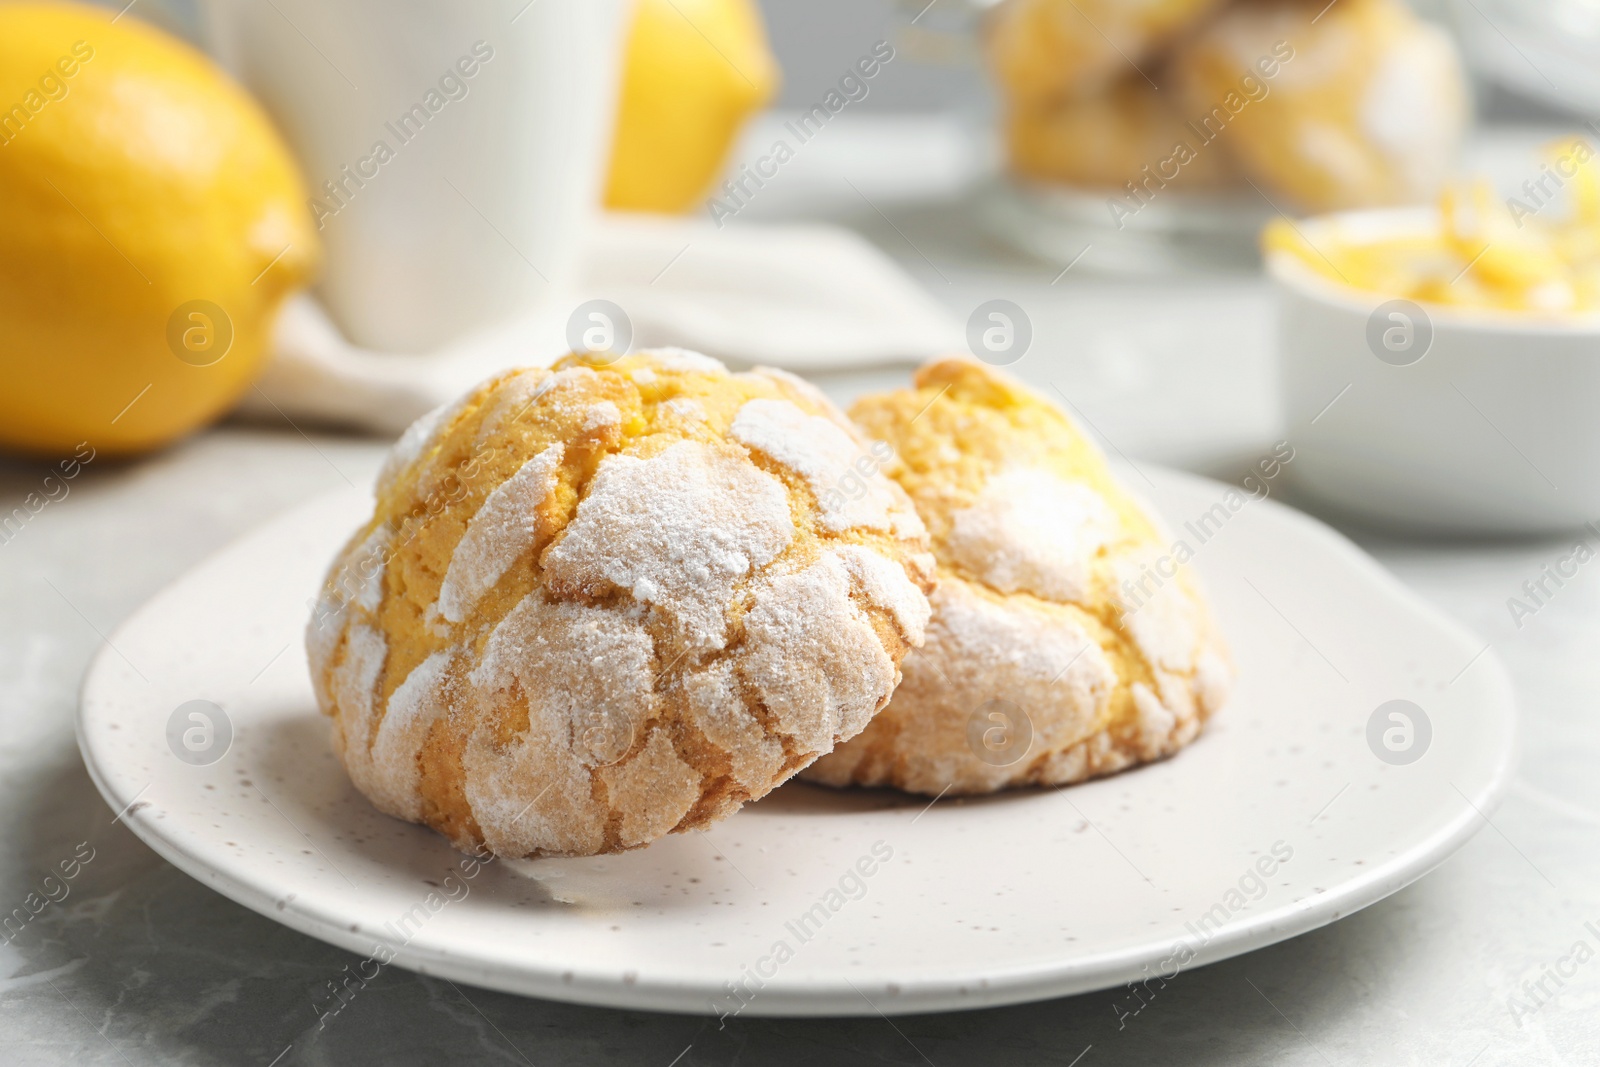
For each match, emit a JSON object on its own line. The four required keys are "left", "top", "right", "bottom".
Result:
{"left": 306, "top": 349, "right": 933, "bottom": 857}
{"left": 804, "top": 358, "right": 1231, "bottom": 796}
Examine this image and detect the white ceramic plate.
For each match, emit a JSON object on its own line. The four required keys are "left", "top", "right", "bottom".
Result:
{"left": 77, "top": 467, "right": 1516, "bottom": 1017}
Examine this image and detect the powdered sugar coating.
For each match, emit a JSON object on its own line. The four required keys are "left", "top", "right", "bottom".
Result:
{"left": 304, "top": 600, "right": 345, "bottom": 709}
{"left": 682, "top": 663, "right": 787, "bottom": 791}
{"left": 637, "top": 347, "right": 727, "bottom": 374}
{"left": 807, "top": 580, "right": 1116, "bottom": 793}
{"left": 1130, "top": 682, "right": 1178, "bottom": 756}
{"left": 470, "top": 370, "right": 574, "bottom": 448}
{"left": 543, "top": 440, "right": 795, "bottom": 651}
{"left": 353, "top": 530, "right": 391, "bottom": 615}
{"left": 328, "top": 623, "right": 388, "bottom": 797}
{"left": 738, "top": 555, "right": 898, "bottom": 755}
{"left": 664, "top": 397, "right": 707, "bottom": 422}
{"left": 1112, "top": 552, "right": 1198, "bottom": 674}
{"left": 367, "top": 650, "right": 451, "bottom": 819}
{"left": 582, "top": 401, "right": 622, "bottom": 432}
{"left": 377, "top": 394, "right": 470, "bottom": 492}
{"left": 923, "top": 582, "right": 1115, "bottom": 718}
{"left": 463, "top": 713, "right": 607, "bottom": 857}
{"left": 830, "top": 544, "right": 931, "bottom": 641}
{"left": 468, "top": 595, "right": 658, "bottom": 767}
{"left": 731, "top": 398, "right": 907, "bottom": 534}
{"left": 746, "top": 367, "right": 849, "bottom": 429}
{"left": 598, "top": 731, "right": 702, "bottom": 849}
{"left": 945, "top": 466, "right": 1113, "bottom": 602}
{"left": 1193, "top": 648, "right": 1232, "bottom": 715}
{"left": 306, "top": 525, "right": 390, "bottom": 709}
{"left": 435, "top": 443, "right": 564, "bottom": 625}
{"left": 464, "top": 595, "right": 662, "bottom": 855}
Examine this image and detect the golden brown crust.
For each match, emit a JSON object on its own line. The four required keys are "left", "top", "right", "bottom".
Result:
{"left": 802, "top": 358, "right": 1232, "bottom": 796}
{"left": 307, "top": 350, "right": 933, "bottom": 856}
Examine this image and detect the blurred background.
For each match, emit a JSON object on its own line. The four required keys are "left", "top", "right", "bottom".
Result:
{"left": 5, "top": 0, "right": 1597, "bottom": 484}
{"left": 6, "top": 0, "right": 1593, "bottom": 483}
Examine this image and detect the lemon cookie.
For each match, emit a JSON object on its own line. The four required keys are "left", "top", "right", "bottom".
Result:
{"left": 1006, "top": 74, "right": 1241, "bottom": 193}
{"left": 1172, "top": 0, "right": 1468, "bottom": 212}
{"left": 985, "top": 0, "right": 1227, "bottom": 104}
{"left": 802, "top": 359, "right": 1230, "bottom": 796}
{"left": 307, "top": 350, "right": 934, "bottom": 857}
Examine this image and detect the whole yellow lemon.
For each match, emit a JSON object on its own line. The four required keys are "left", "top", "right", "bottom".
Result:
{"left": 0, "top": 2, "right": 318, "bottom": 457}
{"left": 605, "top": 0, "right": 779, "bottom": 214}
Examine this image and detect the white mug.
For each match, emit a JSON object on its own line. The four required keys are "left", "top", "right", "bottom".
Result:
{"left": 196, "top": 0, "right": 627, "bottom": 353}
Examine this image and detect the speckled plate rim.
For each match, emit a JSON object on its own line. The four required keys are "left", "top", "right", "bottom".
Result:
{"left": 75, "top": 467, "right": 1518, "bottom": 1017}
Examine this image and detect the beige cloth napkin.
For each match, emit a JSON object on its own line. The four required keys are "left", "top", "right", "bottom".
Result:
{"left": 240, "top": 213, "right": 962, "bottom": 435}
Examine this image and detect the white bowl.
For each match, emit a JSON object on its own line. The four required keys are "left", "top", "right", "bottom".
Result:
{"left": 1269, "top": 207, "right": 1600, "bottom": 535}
